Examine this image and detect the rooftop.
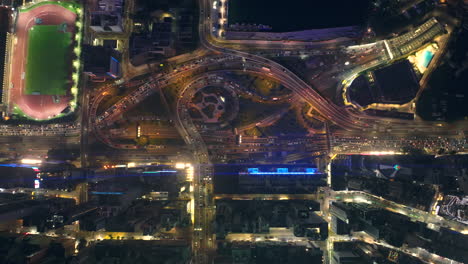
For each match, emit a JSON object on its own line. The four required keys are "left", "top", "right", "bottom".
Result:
{"left": 372, "top": 60, "right": 419, "bottom": 104}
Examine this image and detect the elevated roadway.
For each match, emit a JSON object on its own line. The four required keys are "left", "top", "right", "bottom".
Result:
{"left": 84, "top": 1, "right": 468, "bottom": 263}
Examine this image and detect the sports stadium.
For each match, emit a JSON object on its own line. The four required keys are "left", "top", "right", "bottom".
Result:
{"left": 8, "top": 1, "right": 82, "bottom": 120}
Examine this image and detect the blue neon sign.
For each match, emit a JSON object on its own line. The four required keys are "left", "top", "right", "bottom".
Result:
{"left": 142, "top": 170, "right": 177, "bottom": 174}
{"left": 245, "top": 168, "right": 318, "bottom": 175}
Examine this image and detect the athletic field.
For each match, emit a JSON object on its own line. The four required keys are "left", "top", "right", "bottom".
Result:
{"left": 25, "top": 25, "right": 71, "bottom": 95}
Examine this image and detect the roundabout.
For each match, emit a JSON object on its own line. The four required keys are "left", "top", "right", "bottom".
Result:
{"left": 187, "top": 80, "right": 239, "bottom": 129}
{"left": 189, "top": 85, "right": 238, "bottom": 124}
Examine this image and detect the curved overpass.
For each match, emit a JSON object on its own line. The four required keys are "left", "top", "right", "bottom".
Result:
{"left": 90, "top": 0, "right": 467, "bottom": 139}
{"left": 197, "top": 0, "right": 468, "bottom": 135}
{"left": 90, "top": 55, "right": 464, "bottom": 149}
{"left": 85, "top": 2, "right": 468, "bottom": 263}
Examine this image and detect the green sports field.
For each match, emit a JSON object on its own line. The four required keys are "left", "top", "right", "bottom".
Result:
{"left": 25, "top": 25, "right": 71, "bottom": 95}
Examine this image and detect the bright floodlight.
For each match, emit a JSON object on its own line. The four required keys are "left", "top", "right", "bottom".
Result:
{"left": 345, "top": 61, "right": 350, "bottom": 65}
{"left": 176, "top": 163, "right": 185, "bottom": 169}
{"left": 21, "top": 159, "right": 42, "bottom": 164}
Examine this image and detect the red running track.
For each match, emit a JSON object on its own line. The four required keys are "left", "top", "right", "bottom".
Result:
{"left": 9, "top": 4, "right": 76, "bottom": 120}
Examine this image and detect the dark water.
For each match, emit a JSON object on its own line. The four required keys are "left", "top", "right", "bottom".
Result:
{"left": 228, "top": 0, "right": 371, "bottom": 32}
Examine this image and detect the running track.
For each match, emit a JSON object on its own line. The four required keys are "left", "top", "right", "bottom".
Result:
{"left": 9, "top": 4, "right": 76, "bottom": 119}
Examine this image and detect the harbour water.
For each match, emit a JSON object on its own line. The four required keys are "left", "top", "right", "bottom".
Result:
{"left": 227, "top": 0, "right": 371, "bottom": 32}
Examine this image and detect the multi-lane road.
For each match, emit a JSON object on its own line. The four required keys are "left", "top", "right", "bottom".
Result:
{"left": 1, "top": 0, "right": 466, "bottom": 263}
{"left": 0, "top": 134, "right": 80, "bottom": 160}
{"left": 82, "top": 1, "right": 468, "bottom": 262}
{"left": 175, "top": 72, "right": 215, "bottom": 262}
{"left": 96, "top": 1, "right": 468, "bottom": 137}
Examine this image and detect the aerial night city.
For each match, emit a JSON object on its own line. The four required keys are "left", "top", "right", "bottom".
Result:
{"left": 0, "top": 0, "right": 467, "bottom": 263}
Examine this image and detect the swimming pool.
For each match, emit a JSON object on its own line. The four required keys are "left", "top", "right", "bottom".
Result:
{"left": 422, "top": 50, "right": 434, "bottom": 68}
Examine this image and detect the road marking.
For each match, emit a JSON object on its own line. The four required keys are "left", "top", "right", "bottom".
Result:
{"left": 383, "top": 40, "right": 394, "bottom": 60}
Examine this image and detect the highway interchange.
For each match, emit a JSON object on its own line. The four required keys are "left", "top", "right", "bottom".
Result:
{"left": 1, "top": 0, "right": 467, "bottom": 263}
{"left": 88, "top": 0, "right": 468, "bottom": 262}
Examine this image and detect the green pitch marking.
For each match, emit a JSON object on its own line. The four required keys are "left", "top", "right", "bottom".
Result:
{"left": 25, "top": 25, "right": 71, "bottom": 95}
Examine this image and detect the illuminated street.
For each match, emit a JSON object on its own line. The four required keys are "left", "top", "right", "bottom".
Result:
{"left": 0, "top": 0, "right": 467, "bottom": 263}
